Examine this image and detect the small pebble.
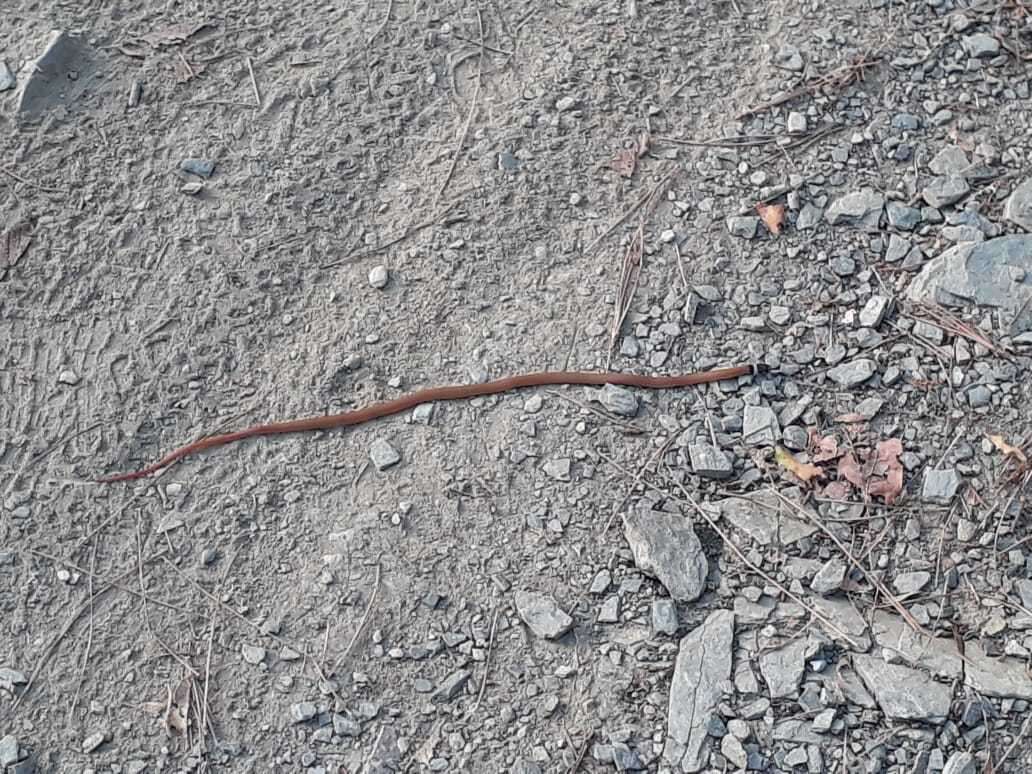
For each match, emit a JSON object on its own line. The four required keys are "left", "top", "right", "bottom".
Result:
{"left": 368, "top": 265, "right": 389, "bottom": 289}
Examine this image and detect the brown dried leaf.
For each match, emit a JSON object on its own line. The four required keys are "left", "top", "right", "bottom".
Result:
{"left": 837, "top": 452, "right": 866, "bottom": 490}
{"left": 756, "top": 202, "right": 785, "bottom": 235}
{"left": 775, "top": 445, "right": 824, "bottom": 483}
{"left": 866, "top": 438, "right": 904, "bottom": 504}
{"left": 141, "top": 21, "right": 213, "bottom": 48}
{"left": 610, "top": 148, "right": 637, "bottom": 178}
{"left": 820, "top": 480, "right": 852, "bottom": 500}
{"left": 987, "top": 434, "right": 1028, "bottom": 465}
{"left": 811, "top": 433, "right": 841, "bottom": 463}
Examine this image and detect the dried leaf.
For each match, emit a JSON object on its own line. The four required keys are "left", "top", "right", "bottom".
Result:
{"left": 141, "top": 21, "right": 212, "bottom": 48}
{"left": 987, "top": 434, "right": 1028, "bottom": 465}
{"left": 866, "top": 438, "right": 904, "bottom": 504}
{"left": 756, "top": 202, "right": 785, "bottom": 235}
{"left": 610, "top": 148, "right": 637, "bottom": 178}
{"left": 820, "top": 481, "right": 852, "bottom": 500}
{"left": 775, "top": 445, "right": 824, "bottom": 483}
{"left": 837, "top": 452, "right": 866, "bottom": 490}
{"left": 173, "top": 57, "right": 207, "bottom": 84}
{"left": 811, "top": 433, "right": 841, "bottom": 463}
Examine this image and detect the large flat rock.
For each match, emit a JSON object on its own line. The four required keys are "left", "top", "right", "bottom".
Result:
{"left": 906, "top": 235, "right": 1032, "bottom": 333}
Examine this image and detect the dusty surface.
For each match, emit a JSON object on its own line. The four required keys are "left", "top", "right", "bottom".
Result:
{"left": 3, "top": 0, "right": 1032, "bottom": 772}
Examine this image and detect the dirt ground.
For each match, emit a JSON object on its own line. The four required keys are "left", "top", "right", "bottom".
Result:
{"left": 3, "top": 0, "right": 1032, "bottom": 772}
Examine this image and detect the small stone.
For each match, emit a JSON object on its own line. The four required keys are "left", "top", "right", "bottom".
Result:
{"left": 787, "top": 111, "right": 807, "bottom": 133}
{"left": 181, "top": 181, "right": 204, "bottom": 195}
{"left": 652, "top": 598, "right": 678, "bottom": 635}
{"left": 589, "top": 569, "right": 611, "bottom": 594}
{"left": 180, "top": 158, "right": 216, "bottom": 178}
{"left": 886, "top": 201, "right": 922, "bottom": 230}
{"left": 893, "top": 571, "right": 931, "bottom": 596}
{"left": 810, "top": 558, "right": 846, "bottom": 595}
{"left": 82, "top": 731, "right": 106, "bottom": 753}
{"left": 291, "top": 702, "right": 318, "bottom": 722}
{"left": 967, "top": 385, "right": 991, "bottom": 408}
{"left": 598, "top": 384, "right": 638, "bottom": 417}
{"left": 0, "top": 736, "right": 18, "bottom": 767}
{"left": 689, "top": 443, "right": 733, "bottom": 480}
{"left": 922, "top": 468, "right": 961, "bottom": 505}
{"left": 942, "top": 752, "right": 977, "bottom": 774}
{"left": 825, "top": 189, "right": 884, "bottom": 231}
{"left": 1004, "top": 178, "right": 1032, "bottom": 232}
{"left": 514, "top": 591, "right": 573, "bottom": 639}
{"left": 922, "top": 176, "right": 969, "bottom": 209}
{"left": 827, "top": 359, "right": 876, "bottom": 388}
{"left": 859, "top": 295, "right": 890, "bottom": 327}
{"left": 885, "top": 234, "right": 912, "bottom": 263}
{"left": 201, "top": 547, "right": 218, "bottom": 566}
{"left": 929, "top": 146, "right": 970, "bottom": 177}
{"left": 433, "top": 669, "right": 472, "bottom": 702}
{"left": 742, "top": 405, "right": 779, "bottom": 446}
{"left": 727, "top": 216, "right": 760, "bottom": 239}
{"left": 368, "top": 265, "right": 389, "bottom": 289}
{"left": 0, "top": 62, "right": 15, "bottom": 92}
{"left": 774, "top": 44, "right": 804, "bottom": 71}
{"left": 598, "top": 596, "right": 620, "bottom": 623}
{"left": 797, "top": 202, "right": 823, "bottom": 230}
{"left": 721, "top": 734, "right": 748, "bottom": 769}
{"left": 369, "top": 439, "right": 401, "bottom": 470}
{"left": 555, "top": 96, "right": 577, "bottom": 112}
{"left": 962, "top": 33, "right": 1000, "bottom": 58}
{"left": 624, "top": 503, "right": 708, "bottom": 602}
{"left": 333, "top": 713, "right": 362, "bottom": 737}
{"left": 543, "top": 458, "right": 571, "bottom": 482}
{"left": 57, "top": 369, "right": 80, "bottom": 385}
{"left": 241, "top": 644, "right": 266, "bottom": 665}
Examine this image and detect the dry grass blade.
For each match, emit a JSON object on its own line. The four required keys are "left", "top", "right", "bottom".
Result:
{"left": 583, "top": 166, "right": 677, "bottom": 256}
{"left": 606, "top": 222, "right": 644, "bottom": 368}
{"left": 908, "top": 301, "right": 1013, "bottom": 359}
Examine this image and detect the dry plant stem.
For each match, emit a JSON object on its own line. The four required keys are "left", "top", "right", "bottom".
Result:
{"left": 202, "top": 550, "right": 238, "bottom": 752}
{"left": 583, "top": 167, "right": 677, "bottom": 256}
{"left": 607, "top": 223, "right": 644, "bottom": 368}
{"left": 332, "top": 560, "right": 382, "bottom": 673}
{"left": 469, "top": 606, "right": 500, "bottom": 715}
{"left": 136, "top": 519, "right": 198, "bottom": 677}
{"left": 246, "top": 56, "right": 261, "bottom": 106}
{"left": 68, "top": 536, "right": 99, "bottom": 722}
{"left": 367, "top": 0, "right": 394, "bottom": 45}
{"left": 768, "top": 490, "right": 930, "bottom": 636}
{"left": 97, "top": 366, "right": 758, "bottom": 483}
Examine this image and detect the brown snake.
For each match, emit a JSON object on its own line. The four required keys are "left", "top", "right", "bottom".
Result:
{"left": 96, "top": 364, "right": 761, "bottom": 483}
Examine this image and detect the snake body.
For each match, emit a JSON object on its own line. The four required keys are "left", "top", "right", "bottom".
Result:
{"left": 97, "top": 364, "right": 760, "bottom": 483}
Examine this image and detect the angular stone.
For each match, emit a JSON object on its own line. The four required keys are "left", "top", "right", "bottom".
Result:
{"left": 827, "top": 359, "right": 876, "bottom": 388}
{"left": 16, "top": 31, "right": 95, "bottom": 114}
{"left": 369, "top": 439, "right": 401, "bottom": 470}
{"left": 810, "top": 558, "right": 846, "bottom": 595}
{"left": 809, "top": 596, "right": 871, "bottom": 651}
{"left": 886, "top": 201, "right": 922, "bottom": 230}
{"left": 1004, "top": 178, "right": 1032, "bottom": 232}
{"left": 922, "top": 176, "right": 970, "bottom": 208}
{"left": 652, "top": 598, "right": 678, "bottom": 635}
{"left": 0, "top": 736, "right": 18, "bottom": 767}
{"left": 623, "top": 503, "right": 708, "bottom": 602}
{"left": 727, "top": 216, "right": 760, "bottom": 239}
{"left": 432, "top": 668, "right": 472, "bottom": 702}
{"left": 922, "top": 468, "right": 961, "bottom": 505}
{"left": 943, "top": 752, "right": 977, "bottom": 774}
{"left": 906, "top": 235, "right": 1032, "bottom": 333}
{"left": 759, "top": 638, "right": 810, "bottom": 699}
{"left": 663, "top": 610, "right": 735, "bottom": 773}
{"left": 826, "top": 189, "right": 884, "bottom": 231}
{"left": 514, "top": 591, "right": 573, "bottom": 639}
{"left": 964, "top": 642, "right": 1032, "bottom": 699}
{"left": 858, "top": 295, "right": 890, "bottom": 328}
{"left": 598, "top": 384, "right": 639, "bottom": 417}
{"left": 853, "top": 655, "right": 952, "bottom": 722}
{"left": 962, "top": 33, "right": 1000, "bottom": 58}
{"left": 893, "top": 571, "right": 930, "bottom": 596}
{"left": 0, "top": 61, "right": 14, "bottom": 92}
{"left": 742, "top": 405, "right": 780, "bottom": 446}
{"left": 703, "top": 492, "right": 816, "bottom": 546}
{"left": 929, "top": 146, "right": 970, "bottom": 177}
{"left": 689, "top": 443, "right": 733, "bottom": 480}
{"left": 870, "top": 612, "right": 962, "bottom": 679}
{"left": 797, "top": 202, "right": 823, "bottom": 230}
{"left": 180, "top": 158, "right": 216, "bottom": 178}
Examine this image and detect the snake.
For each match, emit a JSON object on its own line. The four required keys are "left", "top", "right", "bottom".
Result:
{"left": 96, "top": 364, "right": 762, "bottom": 483}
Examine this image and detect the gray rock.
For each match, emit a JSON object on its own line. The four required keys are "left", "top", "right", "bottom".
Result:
{"left": 922, "top": 468, "right": 961, "bottom": 505}
{"left": 759, "top": 638, "right": 810, "bottom": 699}
{"left": 825, "top": 189, "right": 884, "bottom": 231}
{"left": 721, "top": 734, "right": 748, "bottom": 769}
{"left": 796, "top": 202, "right": 823, "bottom": 230}
{"left": 906, "top": 235, "right": 1032, "bottom": 333}
{"left": 623, "top": 504, "right": 708, "bottom": 602}
{"left": 787, "top": 111, "right": 807, "bottom": 133}
{"left": 82, "top": 730, "right": 107, "bottom": 753}
{"left": 180, "top": 158, "right": 216, "bottom": 178}
{"left": 368, "top": 265, "right": 389, "bottom": 289}
{"left": 810, "top": 558, "right": 846, "bottom": 595}
{"left": 241, "top": 644, "right": 266, "bottom": 665}
{"left": 1004, "top": 178, "right": 1032, "bottom": 232}
{"left": 598, "top": 384, "right": 639, "bottom": 417}
{"left": 703, "top": 492, "right": 816, "bottom": 546}
{"left": 853, "top": 655, "right": 951, "bottom": 722}
{"left": 827, "top": 359, "right": 876, "bottom": 388}
{"left": 964, "top": 642, "right": 1032, "bottom": 699}
{"left": 727, "top": 216, "right": 760, "bottom": 239}
{"left": 0, "top": 735, "right": 18, "bottom": 766}
{"left": 742, "top": 405, "right": 780, "bottom": 446}
{"left": 1015, "top": 578, "right": 1032, "bottom": 610}
{"left": 652, "top": 598, "right": 678, "bottom": 635}
{"left": 810, "top": 596, "right": 871, "bottom": 650}
{"left": 663, "top": 610, "right": 735, "bottom": 772}
{"left": 514, "top": 591, "right": 573, "bottom": 639}
{"left": 871, "top": 612, "right": 963, "bottom": 679}
{"left": 291, "top": 701, "right": 318, "bottom": 722}
{"left": 543, "top": 458, "right": 571, "bottom": 481}
{"left": 0, "top": 668, "right": 27, "bottom": 691}
{"left": 688, "top": 443, "right": 733, "bottom": 480}
{"left": 432, "top": 668, "right": 472, "bottom": 702}
{"left": 0, "top": 61, "right": 14, "bottom": 91}
{"left": 942, "top": 752, "right": 977, "bottom": 774}
{"left": 885, "top": 234, "right": 912, "bottom": 263}
{"left": 598, "top": 596, "right": 620, "bottom": 623}
{"left": 332, "top": 713, "right": 362, "bottom": 737}
{"left": 886, "top": 201, "right": 922, "bottom": 230}
{"left": 893, "top": 571, "right": 930, "bottom": 596}
{"left": 369, "top": 439, "right": 401, "bottom": 470}
{"left": 16, "top": 31, "right": 95, "bottom": 113}
{"left": 929, "top": 146, "right": 971, "bottom": 177}
{"left": 774, "top": 43, "right": 804, "bottom": 71}
{"left": 962, "top": 33, "right": 1000, "bottom": 58}
{"left": 922, "top": 176, "right": 969, "bottom": 208}
{"left": 589, "top": 569, "right": 611, "bottom": 595}
{"left": 967, "top": 384, "right": 991, "bottom": 408}
{"left": 859, "top": 295, "right": 890, "bottom": 328}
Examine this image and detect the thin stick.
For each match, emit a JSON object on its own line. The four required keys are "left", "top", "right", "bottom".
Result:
{"left": 0, "top": 166, "right": 67, "bottom": 194}
{"left": 68, "top": 535, "right": 99, "bottom": 721}
{"left": 433, "top": 4, "right": 484, "bottom": 207}
{"left": 583, "top": 167, "right": 677, "bottom": 256}
{"left": 673, "top": 242, "right": 689, "bottom": 291}
{"left": 468, "top": 606, "right": 500, "bottom": 715}
{"left": 332, "top": 560, "right": 382, "bottom": 672}
{"left": 202, "top": 549, "right": 238, "bottom": 751}
{"left": 367, "top": 0, "right": 394, "bottom": 46}
{"left": 246, "top": 56, "right": 261, "bottom": 107}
